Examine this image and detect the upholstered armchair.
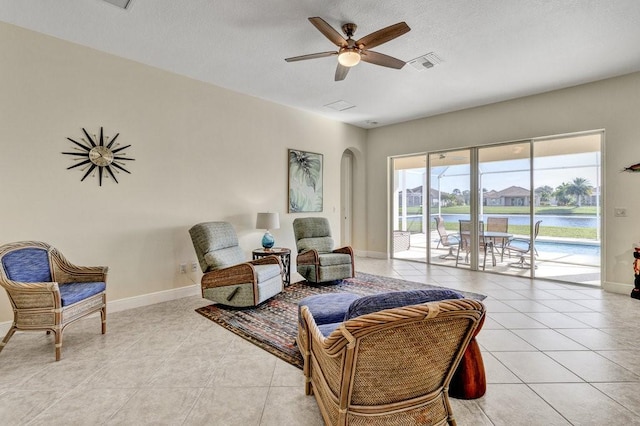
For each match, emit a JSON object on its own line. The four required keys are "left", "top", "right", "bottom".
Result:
{"left": 298, "top": 290, "right": 486, "bottom": 425}
{"left": 292, "top": 217, "right": 354, "bottom": 283}
{"left": 0, "top": 241, "right": 107, "bottom": 361}
{"left": 189, "top": 222, "right": 283, "bottom": 307}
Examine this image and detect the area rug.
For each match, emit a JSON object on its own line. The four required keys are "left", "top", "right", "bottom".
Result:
{"left": 195, "top": 272, "right": 486, "bottom": 369}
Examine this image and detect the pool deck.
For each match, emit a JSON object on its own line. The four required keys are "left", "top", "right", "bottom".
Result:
{"left": 393, "top": 231, "right": 601, "bottom": 286}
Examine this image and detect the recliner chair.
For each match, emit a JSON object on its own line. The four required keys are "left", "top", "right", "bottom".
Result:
{"left": 189, "top": 222, "right": 283, "bottom": 307}
{"left": 293, "top": 217, "right": 354, "bottom": 283}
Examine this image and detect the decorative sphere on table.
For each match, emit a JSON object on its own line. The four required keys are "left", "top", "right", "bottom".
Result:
{"left": 262, "top": 231, "right": 275, "bottom": 249}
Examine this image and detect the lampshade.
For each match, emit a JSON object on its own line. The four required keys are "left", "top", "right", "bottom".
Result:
{"left": 256, "top": 212, "right": 280, "bottom": 230}
{"left": 338, "top": 50, "right": 361, "bottom": 67}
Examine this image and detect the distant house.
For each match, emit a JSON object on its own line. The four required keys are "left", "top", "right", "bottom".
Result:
{"left": 398, "top": 186, "right": 448, "bottom": 207}
{"left": 584, "top": 186, "right": 600, "bottom": 206}
{"left": 483, "top": 185, "right": 530, "bottom": 206}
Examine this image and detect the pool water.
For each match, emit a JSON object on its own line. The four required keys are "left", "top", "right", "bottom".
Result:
{"left": 535, "top": 240, "right": 600, "bottom": 256}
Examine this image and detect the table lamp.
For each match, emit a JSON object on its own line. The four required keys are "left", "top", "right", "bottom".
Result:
{"left": 256, "top": 212, "right": 280, "bottom": 249}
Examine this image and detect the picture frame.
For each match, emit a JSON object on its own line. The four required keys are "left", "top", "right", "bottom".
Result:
{"left": 288, "top": 149, "right": 323, "bottom": 213}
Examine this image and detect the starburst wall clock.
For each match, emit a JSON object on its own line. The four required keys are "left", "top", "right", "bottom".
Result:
{"left": 62, "top": 127, "right": 135, "bottom": 186}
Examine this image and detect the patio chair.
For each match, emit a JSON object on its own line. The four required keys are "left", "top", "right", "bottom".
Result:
{"left": 298, "top": 291, "right": 486, "bottom": 425}
{"left": 189, "top": 222, "right": 284, "bottom": 307}
{"left": 293, "top": 217, "right": 354, "bottom": 283}
{"left": 506, "top": 220, "right": 542, "bottom": 269}
{"left": 456, "top": 220, "right": 494, "bottom": 270}
{"left": 435, "top": 216, "right": 460, "bottom": 260}
{"left": 486, "top": 216, "right": 510, "bottom": 262}
{"left": 0, "top": 241, "right": 107, "bottom": 361}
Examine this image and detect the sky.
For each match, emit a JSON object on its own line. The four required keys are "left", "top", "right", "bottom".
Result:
{"left": 401, "top": 152, "right": 601, "bottom": 193}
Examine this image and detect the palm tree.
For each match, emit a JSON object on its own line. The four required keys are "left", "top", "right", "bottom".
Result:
{"left": 535, "top": 185, "right": 554, "bottom": 205}
{"left": 553, "top": 182, "right": 572, "bottom": 206}
{"left": 566, "top": 177, "right": 592, "bottom": 207}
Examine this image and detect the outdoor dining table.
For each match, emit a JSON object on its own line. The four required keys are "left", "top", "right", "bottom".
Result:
{"left": 484, "top": 231, "right": 513, "bottom": 265}
{"left": 460, "top": 231, "right": 513, "bottom": 266}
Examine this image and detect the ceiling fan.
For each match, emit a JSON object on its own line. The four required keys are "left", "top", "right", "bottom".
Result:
{"left": 285, "top": 17, "right": 411, "bottom": 81}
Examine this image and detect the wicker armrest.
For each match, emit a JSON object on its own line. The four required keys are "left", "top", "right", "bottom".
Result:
{"left": 249, "top": 255, "right": 282, "bottom": 271}
{"left": 0, "top": 280, "right": 62, "bottom": 310}
{"left": 0, "top": 280, "right": 59, "bottom": 293}
{"left": 297, "top": 249, "right": 319, "bottom": 265}
{"left": 52, "top": 250, "right": 109, "bottom": 283}
{"left": 201, "top": 262, "right": 256, "bottom": 289}
{"left": 61, "top": 266, "right": 108, "bottom": 283}
{"left": 332, "top": 246, "right": 353, "bottom": 256}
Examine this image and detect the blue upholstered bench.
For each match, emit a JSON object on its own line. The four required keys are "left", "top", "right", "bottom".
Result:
{"left": 298, "top": 288, "right": 464, "bottom": 337}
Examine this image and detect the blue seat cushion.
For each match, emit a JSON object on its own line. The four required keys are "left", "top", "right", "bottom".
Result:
{"left": 344, "top": 289, "right": 464, "bottom": 321}
{"left": 2, "top": 248, "right": 51, "bottom": 282}
{"left": 298, "top": 293, "right": 360, "bottom": 326}
{"left": 59, "top": 282, "right": 106, "bottom": 307}
{"left": 318, "top": 322, "right": 342, "bottom": 337}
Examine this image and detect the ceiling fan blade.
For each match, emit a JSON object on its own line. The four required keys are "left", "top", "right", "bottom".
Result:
{"left": 285, "top": 51, "right": 337, "bottom": 62}
{"left": 335, "top": 64, "right": 350, "bottom": 81}
{"left": 309, "top": 17, "right": 348, "bottom": 47}
{"left": 360, "top": 50, "right": 406, "bottom": 69}
{"left": 356, "top": 22, "right": 410, "bottom": 50}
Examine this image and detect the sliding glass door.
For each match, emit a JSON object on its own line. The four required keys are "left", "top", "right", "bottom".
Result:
{"left": 391, "top": 155, "right": 427, "bottom": 261}
{"left": 427, "top": 150, "right": 472, "bottom": 268}
{"left": 416, "top": 132, "right": 602, "bottom": 285}
{"left": 477, "top": 142, "right": 533, "bottom": 274}
{"left": 532, "top": 134, "right": 602, "bottom": 284}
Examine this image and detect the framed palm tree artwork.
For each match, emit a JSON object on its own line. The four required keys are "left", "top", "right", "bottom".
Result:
{"left": 288, "top": 149, "right": 323, "bottom": 213}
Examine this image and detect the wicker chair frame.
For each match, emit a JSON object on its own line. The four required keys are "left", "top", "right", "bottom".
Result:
{"left": 298, "top": 298, "right": 485, "bottom": 425}
{"left": 0, "top": 241, "right": 107, "bottom": 361}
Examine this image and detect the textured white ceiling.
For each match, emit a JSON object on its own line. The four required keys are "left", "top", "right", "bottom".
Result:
{"left": 2, "top": 0, "right": 640, "bottom": 128}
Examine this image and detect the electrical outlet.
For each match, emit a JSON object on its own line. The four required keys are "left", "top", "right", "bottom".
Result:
{"left": 179, "top": 263, "right": 187, "bottom": 274}
{"left": 191, "top": 262, "right": 199, "bottom": 272}
{"left": 614, "top": 207, "right": 627, "bottom": 217}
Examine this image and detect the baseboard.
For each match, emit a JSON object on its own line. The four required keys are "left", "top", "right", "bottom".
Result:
{"left": 108, "top": 284, "right": 200, "bottom": 313}
{"left": 0, "top": 284, "right": 200, "bottom": 335}
{"left": 356, "top": 250, "right": 388, "bottom": 259}
{"left": 603, "top": 281, "right": 633, "bottom": 295}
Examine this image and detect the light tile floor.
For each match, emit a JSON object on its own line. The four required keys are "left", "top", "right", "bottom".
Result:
{"left": 1, "top": 257, "right": 640, "bottom": 425}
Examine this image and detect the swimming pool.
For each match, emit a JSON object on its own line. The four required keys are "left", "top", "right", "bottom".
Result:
{"left": 535, "top": 240, "right": 600, "bottom": 256}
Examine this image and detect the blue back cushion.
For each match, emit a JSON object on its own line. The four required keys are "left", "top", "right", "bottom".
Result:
{"left": 2, "top": 248, "right": 52, "bottom": 282}
{"left": 344, "top": 289, "right": 464, "bottom": 321}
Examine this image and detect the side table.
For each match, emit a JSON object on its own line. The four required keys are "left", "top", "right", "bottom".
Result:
{"left": 252, "top": 247, "right": 291, "bottom": 286}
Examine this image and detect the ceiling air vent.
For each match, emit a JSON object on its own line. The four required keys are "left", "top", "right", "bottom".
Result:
{"left": 324, "top": 100, "right": 355, "bottom": 112}
{"left": 408, "top": 52, "right": 443, "bottom": 71}
{"left": 102, "top": 0, "right": 133, "bottom": 9}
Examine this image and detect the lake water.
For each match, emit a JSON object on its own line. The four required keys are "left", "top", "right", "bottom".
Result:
{"left": 434, "top": 214, "right": 599, "bottom": 228}
{"left": 401, "top": 213, "right": 602, "bottom": 256}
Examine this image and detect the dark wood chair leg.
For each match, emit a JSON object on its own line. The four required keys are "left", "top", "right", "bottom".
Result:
{"left": 449, "top": 338, "right": 486, "bottom": 399}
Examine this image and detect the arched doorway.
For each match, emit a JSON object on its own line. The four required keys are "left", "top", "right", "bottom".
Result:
{"left": 341, "top": 150, "right": 354, "bottom": 246}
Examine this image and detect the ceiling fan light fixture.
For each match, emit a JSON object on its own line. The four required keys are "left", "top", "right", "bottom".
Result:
{"left": 338, "top": 49, "right": 361, "bottom": 67}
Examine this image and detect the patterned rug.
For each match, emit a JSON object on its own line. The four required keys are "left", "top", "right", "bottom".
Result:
{"left": 195, "top": 272, "right": 486, "bottom": 369}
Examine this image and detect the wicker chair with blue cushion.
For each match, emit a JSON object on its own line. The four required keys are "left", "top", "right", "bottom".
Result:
{"left": 0, "top": 241, "right": 107, "bottom": 361}
{"left": 189, "top": 222, "right": 283, "bottom": 307}
{"left": 297, "top": 289, "right": 485, "bottom": 425}
{"left": 293, "top": 217, "right": 354, "bottom": 283}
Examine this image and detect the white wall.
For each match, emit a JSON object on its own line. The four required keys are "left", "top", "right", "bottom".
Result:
{"left": 366, "top": 72, "right": 640, "bottom": 294}
{"left": 0, "top": 23, "right": 367, "bottom": 322}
